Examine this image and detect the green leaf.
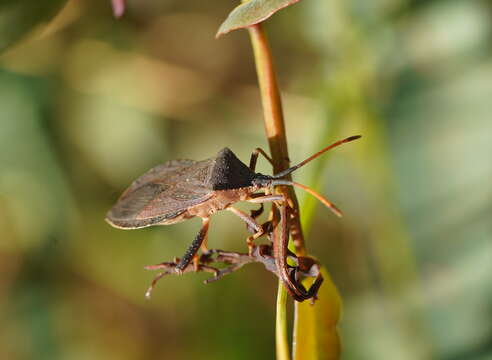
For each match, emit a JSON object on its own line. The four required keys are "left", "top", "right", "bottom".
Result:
{"left": 216, "top": 0, "right": 301, "bottom": 38}
{"left": 0, "top": 0, "right": 67, "bottom": 54}
{"left": 293, "top": 267, "right": 342, "bottom": 360}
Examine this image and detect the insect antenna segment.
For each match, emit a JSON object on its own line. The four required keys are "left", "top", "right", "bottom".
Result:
{"left": 272, "top": 135, "right": 361, "bottom": 179}
{"left": 270, "top": 179, "right": 343, "bottom": 217}
{"left": 267, "top": 135, "right": 361, "bottom": 217}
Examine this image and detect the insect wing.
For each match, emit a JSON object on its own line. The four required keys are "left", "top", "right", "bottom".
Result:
{"left": 119, "top": 159, "right": 196, "bottom": 198}
{"left": 106, "top": 159, "right": 214, "bottom": 229}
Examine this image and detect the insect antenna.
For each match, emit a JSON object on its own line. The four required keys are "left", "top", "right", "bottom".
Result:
{"left": 268, "top": 135, "right": 361, "bottom": 217}
{"left": 272, "top": 135, "right": 361, "bottom": 179}
{"left": 271, "top": 179, "right": 343, "bottom": 217}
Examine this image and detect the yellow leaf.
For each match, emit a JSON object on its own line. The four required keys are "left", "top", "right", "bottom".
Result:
{"left": 293, "top": 267, "right": 342, "bottom": 360}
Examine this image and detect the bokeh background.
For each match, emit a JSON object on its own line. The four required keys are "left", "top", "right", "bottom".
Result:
{"left": 1, "top": 0, "right": 491, "bottom": 359}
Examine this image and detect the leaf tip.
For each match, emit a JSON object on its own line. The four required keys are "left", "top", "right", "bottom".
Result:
{"left": 216, "top": 21, "right": 241, "bottom": 39}
{"left": 215, "top": 29, "right": 226, "bottom": 39}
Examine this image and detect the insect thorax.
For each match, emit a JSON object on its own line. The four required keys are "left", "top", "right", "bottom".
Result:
{"left": 207, "top": 148, "right": 256, "bottom": 190}
{"left": 185, "top": 186, "right": 256, "bottom": 218}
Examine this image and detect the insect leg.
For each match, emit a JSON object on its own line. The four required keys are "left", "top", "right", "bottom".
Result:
{"left": 144, "top": 259, "right": 220, "bottom": 298}
{"left": 273, "top": 200, "right": 303, "bottom": 300}
{"left": 227, "top": 207, "right": 265, "bottom": 253}
{"left": 201, "top": 218, "right": 210, "bottom": 253}
{"left": 253, "top": 183, "right": 339, "bottom": 297}
{"left": 273, "top": 198, "right": 322, "bottom": 301}
{"left": 248, "top": 195, "right": 291, "bottom": 224}
{"left": 245, "top": 195, "right": 285, "bottom": 245}
{"left": 227, "top": 206, "right": 262, "bottom": 232}
{"left": 242, "top": 193, "right": 275, "bottom": 231}
{"left": 194, "top": 218, "right": 211, "bottom": 271}
{"left": 250, "top": 203, "right": 264, "bottom": 220}
{"left": 176, "top": 217, "right": 210, "bottom": 273}
{"left": 249, "top": 147, "right": 274, "bottom": 171}
{"left": 247, "top": 195, "right": 284, "bottom": 203}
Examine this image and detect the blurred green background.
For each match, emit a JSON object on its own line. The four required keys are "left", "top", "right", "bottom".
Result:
{"left": 1, "top": 0, "right": 491, "bottom": 359}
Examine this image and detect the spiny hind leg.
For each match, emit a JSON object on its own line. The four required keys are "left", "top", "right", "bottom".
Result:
{"left": 176, "top": 217, "right": 210, "bottom": 273}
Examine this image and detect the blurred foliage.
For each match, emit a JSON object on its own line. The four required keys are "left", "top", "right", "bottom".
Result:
{"left": 1, "top": 0, "right": 491, "bottom": 359}
{"left": 0, "top": 0, "right": 67, "bottom": 52}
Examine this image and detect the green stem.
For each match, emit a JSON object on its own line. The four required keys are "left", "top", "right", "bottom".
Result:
{"left": 247, "top": 23, "right": 299, "bottom": 360}
{"left": 276, "top": 281, "right": 290, "bottom": 360}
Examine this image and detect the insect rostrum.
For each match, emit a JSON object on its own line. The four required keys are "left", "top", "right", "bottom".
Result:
{"left": 106, "top": 135, "right": 361, "bottom": 301}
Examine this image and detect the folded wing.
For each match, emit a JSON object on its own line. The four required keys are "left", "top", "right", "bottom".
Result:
{"left": 106, "top": 159, "right": 214, "bottom": 229}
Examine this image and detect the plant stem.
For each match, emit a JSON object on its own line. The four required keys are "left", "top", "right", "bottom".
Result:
{"left": 247, "top": 24, "right": 306, "bottom": 254}
{"left": 276, "top": 280, "right": 290, "bottom": 360}
{"left": 247, "top": 25, "right": 289, "bottom": 174}
{"left": 247, "top": 23, "right": 304, "bottom": 360}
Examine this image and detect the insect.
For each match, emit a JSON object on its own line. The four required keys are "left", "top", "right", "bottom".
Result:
{"left": 106, "top": 135, "right": 361, "bottom": 301}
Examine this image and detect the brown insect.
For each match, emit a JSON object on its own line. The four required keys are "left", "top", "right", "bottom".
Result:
{"left": 106, "top": 135, "right": 361, "bottom": 301}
